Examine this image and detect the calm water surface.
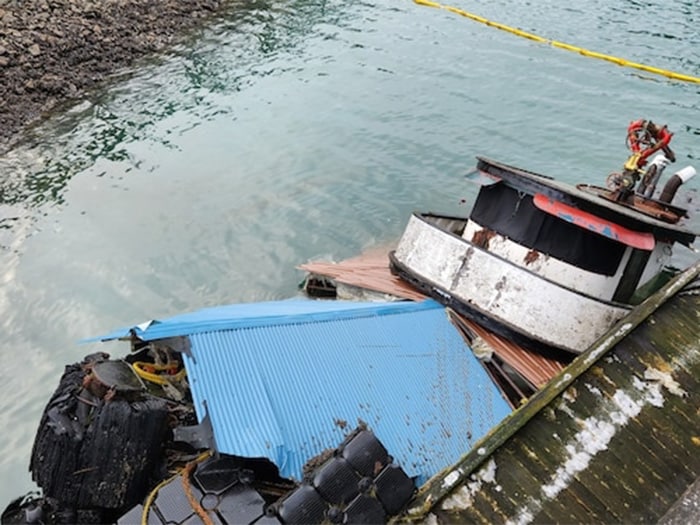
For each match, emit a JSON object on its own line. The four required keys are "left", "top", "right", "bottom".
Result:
{"left": 1, "top": 0, "right": 698, "bottom": 501}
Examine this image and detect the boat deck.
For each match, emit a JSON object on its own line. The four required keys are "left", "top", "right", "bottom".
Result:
{"left": 402, "top": 260, "right": 700, "bottom": 524}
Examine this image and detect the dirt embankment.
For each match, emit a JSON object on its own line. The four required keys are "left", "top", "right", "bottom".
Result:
{"left": 0, "top": 0, "right": 229, "bottom": 154}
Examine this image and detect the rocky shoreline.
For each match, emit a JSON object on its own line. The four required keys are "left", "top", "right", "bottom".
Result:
{"left": 0, "top": 0, "right": 231, "bottom": 154}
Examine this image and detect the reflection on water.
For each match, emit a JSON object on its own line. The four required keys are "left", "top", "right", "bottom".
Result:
{"left": 1, "top": 0, "right": 699, "bottom": 502}
{"left": 0, "top": 0, "right": 345, "bottom": 252}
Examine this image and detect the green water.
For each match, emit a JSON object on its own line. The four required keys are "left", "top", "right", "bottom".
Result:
{"left": 1, "top": 0, "right": 698, "bottom": 501}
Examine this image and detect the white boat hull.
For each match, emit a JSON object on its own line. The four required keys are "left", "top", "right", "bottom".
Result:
{"left": 391, "top": 214, "right": 630, "bottom": 354}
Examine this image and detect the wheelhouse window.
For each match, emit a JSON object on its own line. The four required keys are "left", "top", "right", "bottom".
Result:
{"left": 470, "top": 184, "right": 625, "bottom": 276}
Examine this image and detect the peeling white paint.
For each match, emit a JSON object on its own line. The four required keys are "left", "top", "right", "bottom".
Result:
{"left": 553, "top": 372, "right": 573, "bottom": 389}
{"left": 393, "top": 214, "right": 630, "bottom": 354}
{"left": 442, "top": 469, "right": 461, "bottom": 489}
{"left": 584, "top": 323, "right": 633, "bottom": 365}
{"left": 462, "top": 220, "right": 633, "bottom": 300}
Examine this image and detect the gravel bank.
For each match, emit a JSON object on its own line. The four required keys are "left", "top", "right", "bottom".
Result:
{"left": 0, "top": 0, "right": 229, "bottom": 153}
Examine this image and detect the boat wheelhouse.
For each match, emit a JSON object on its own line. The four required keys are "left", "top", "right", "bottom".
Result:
{"left": 389, "top": 157, "right": 697, "bottom": 355}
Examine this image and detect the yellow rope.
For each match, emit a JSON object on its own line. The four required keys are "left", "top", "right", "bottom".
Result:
{"left": 133, "top": 361, "right": 187, "bottom": 385}
{"left": 141, "top": 473, "right": 178, "bottom": 525}
{"left": 414, "top": 0, "right": 700, "bottom": 84}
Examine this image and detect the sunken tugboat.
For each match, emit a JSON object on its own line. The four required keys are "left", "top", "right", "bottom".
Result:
{"left": 389, "top": 120, "right": 697, "bottom": 355}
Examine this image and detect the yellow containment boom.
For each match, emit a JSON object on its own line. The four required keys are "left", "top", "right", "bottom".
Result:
{"left": 414, "top": 0, "right": 700, "bottom": 84}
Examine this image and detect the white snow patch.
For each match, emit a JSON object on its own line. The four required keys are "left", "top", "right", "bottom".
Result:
{"left": 577, "top": 418, "right": 616, "bottom": 453}
{"left": 612, "top": 390, "right": 643, "bottom": 418}
{"left": 585, "top": 383, "right": 603, "bottom": 397}
{"left": 541, "top": 417, "right": 615, "bottom": 500}
{"left": 441, "top": 459, "right": 497, "bottom": 511}
{"left": 423, "top": 512, "right": 439, "bottom": 525}
{"left": 441, "top": 483, "right": 474, "bottom": 510}
{"left": 505, "top": 508, "right": 535, "bottom": 525}
{"left": 502, "top": 335, "right": 694, "bottom": 525}
{"left": 608, "top": 409, "right": 625, "bottom": 425}
{"left": 645, "top": 382, "right": 664, "bottom": 408}
{"left": 480, "top": 458, "right": 497, "bottom": 484}
{"left": 533, "top": 381, "right": 667, "bottom": 517}
{"left": 557, "top": 399, "right": 576, "bottom": 419}
{"left": 631, "top": 374, "right": 664, "bottom": 407}
{"left": 644, "top": 367, "right": 688, "bottom": 398}
{"left": 562, "top": 389, "right": 576, "bottom": 403}
{"left": 632, "top": 375, "right": 647, "bottom": 391}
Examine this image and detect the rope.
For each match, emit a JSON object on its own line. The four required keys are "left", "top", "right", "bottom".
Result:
{"left": 182, "top": 459, "right": 215, "bottom": 525}
{"left": 141, "top": 451, "right": 213, "bottom": 525}
{"left": 414, "top": 0, "right": 700, "bottom": 84}
{"left": 141, "top": 474, "right": 178, "bottom": 525}
{"left": 133, "top": 361, "right": 187, "bottom": 385}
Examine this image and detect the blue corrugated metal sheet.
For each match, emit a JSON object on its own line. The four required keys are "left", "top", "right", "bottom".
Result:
{"left": 86, "top": 298, "right": 440, "bottom": 342}
{"left": 88, "top": 298, "right": 511, "bottom": 484}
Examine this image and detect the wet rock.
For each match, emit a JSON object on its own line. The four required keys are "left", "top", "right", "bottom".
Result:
{"left": 0, "top": 0, "right": 228, "bottom": 154}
